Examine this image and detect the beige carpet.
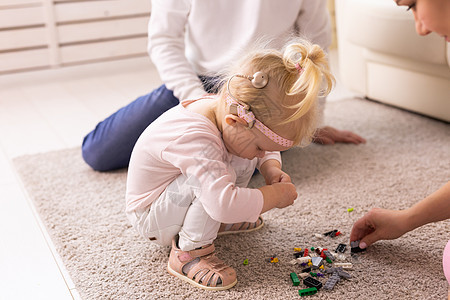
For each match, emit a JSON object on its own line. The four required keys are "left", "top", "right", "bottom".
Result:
{"left": 14, "top": 98, "right": 450, "bottom": 299}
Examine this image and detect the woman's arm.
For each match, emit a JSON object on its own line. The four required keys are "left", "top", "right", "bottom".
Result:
{"left": 350, "top": 181, "right": 450, "bottom": 249}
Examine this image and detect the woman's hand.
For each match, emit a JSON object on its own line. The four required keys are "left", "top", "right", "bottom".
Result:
{"left": 351, "top": 182, "right": 450, "bottom": 249}
{"left": 314, "top": 126, "right": 366, "bottom": 145}
{"left": 350, "top": 208, "right": 411, "bottom": 249}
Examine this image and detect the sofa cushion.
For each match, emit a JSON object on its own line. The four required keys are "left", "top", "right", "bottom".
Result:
{"left": 344, "top": 0, "right": 448, "bottom": 66}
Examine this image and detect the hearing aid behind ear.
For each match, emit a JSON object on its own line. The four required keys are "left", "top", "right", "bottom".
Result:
{"left": 249, "top": 71, "right": 268, "bottom": 88}
{"left": 226, "top": 71, "right": 268, "bottom": 107}
{"left": 230, "top": 71, "right": 269, "bottom": 89}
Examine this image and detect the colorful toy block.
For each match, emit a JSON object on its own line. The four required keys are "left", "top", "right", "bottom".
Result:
{"left": 290, "top": 272, "right": 300, "bottom": 286}
{"left": 302, "top": 267, "right": 312, "bottom": 273}
{"left": 299, "top": 287, "right": 318, "bottom": 297}
{"left": 322, "top": 250, "right": 335, "bottom": 261}
{"left": 311, "top": 257, "right": 323, "bottom": 268}
{"left": 324, "top": 229, "right": 338, "bottom": 237}
{"left": 325, "top": 267, "right": 343, "bottom": 274}
{"left": 337, "top": 269, "right": 352, "bottom": 279}
{"left": 335, "top": 243, "right": 347, "bottom": 253}
{"left": 323, "top": 272, "right": 340, "bottom": 291}
{"left": 304, "top": 248, "right": 309, "bottom": 256}
{"left": 334, "top": 262, "right": 352, "bottom": 269}
{"left": 298, "top": 272, "right": 310, "bottom": 279}
{"left": 303, "top": 276, "right": 323, "bottom": 290}
{"left": 297, "top": 256, "right": 312, "bottom": 264}
{"left": 350, "top": 240, "right": 366, "bottom": 253}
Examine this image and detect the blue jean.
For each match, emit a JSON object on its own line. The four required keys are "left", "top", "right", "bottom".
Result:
{"left": 82, "top": 77, "right": 219, "bottom": 171}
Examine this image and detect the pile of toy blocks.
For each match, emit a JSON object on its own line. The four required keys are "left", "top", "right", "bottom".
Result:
{"left": 287, "top": 233, "right": 365, "bottom": 296}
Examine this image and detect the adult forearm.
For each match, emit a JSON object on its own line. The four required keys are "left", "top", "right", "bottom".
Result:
{"left": 148, "top": 0, "right": 205, "bottom": 100}
{"left": 405, "top": 181, "right": 450, "bottom": 231}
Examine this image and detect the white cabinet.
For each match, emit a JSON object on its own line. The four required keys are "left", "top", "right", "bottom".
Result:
{"left": 0, "top": 0, "right": 150, "bottom": 74}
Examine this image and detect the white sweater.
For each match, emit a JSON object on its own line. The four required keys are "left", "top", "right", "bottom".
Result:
{"left": 148, "top": 0, "right": 331, "bottom": 101}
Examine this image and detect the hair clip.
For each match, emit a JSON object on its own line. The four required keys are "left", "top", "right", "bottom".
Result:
{"left": 295, "top": 63, "right": 303, "bottom": 74}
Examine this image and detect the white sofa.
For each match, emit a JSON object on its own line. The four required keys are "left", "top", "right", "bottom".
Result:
{"left": 335, "top": 0, "right": 450, "bottom": 122}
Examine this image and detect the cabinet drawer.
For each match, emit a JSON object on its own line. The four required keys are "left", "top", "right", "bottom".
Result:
{"left": 58, "top": 16, "right": 148, "bottom": 44}
{"left": 0, "top": 0, "right": 41, "bottom": 7}
{"left": 0, "top": 27, "right": 47, "bottom": 51}
{"left": 0, "top": 48, "right": 49, "bottom": 73}
{"left": 54, "top": 0, "right": 150, "bottom": 23}
{"left": 0, "top": 0, "right": 151, "bottom": 74}
{"left": 60, "top": 36, "right": 147, "bottom": 64}
{"left": 0, "top": 5, "right": 45, "bottom": 28}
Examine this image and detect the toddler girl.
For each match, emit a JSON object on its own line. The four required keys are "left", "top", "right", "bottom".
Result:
{"left": 126, "top": 39, "right": 334, "bottom": 290}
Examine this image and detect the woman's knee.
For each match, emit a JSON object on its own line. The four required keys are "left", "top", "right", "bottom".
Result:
{"left": 82, "top": 135, "right": 107, "bottom": 171}
{"left": 81, "top": 135, "right": 125, "bottom": 171}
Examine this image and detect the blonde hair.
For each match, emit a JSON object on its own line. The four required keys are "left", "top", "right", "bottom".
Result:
{"left": 220, "top": 38, "right": 334, "bottom": 146}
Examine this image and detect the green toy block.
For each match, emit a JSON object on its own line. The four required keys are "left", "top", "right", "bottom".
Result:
{"left": 290, "top": 272, "right": 300, "bottom": 286}
{"left": 299, "top": 287, "right": 318, "bottom": 297}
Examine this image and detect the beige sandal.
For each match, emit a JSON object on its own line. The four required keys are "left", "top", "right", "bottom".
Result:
{"left": 217, "top": 216, "right": 264, "bottom": 236}
{"left": 167, "top": 237, "right": 237, "bottom": 291}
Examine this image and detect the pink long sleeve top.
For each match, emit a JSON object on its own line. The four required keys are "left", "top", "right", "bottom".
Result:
{"left": 125, "top": 101, "right": 281, "bottom": 224}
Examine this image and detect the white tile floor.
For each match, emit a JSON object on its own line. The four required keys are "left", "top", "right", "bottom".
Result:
{"left": 0, "top": 50, "right": 354, "bottom": 299}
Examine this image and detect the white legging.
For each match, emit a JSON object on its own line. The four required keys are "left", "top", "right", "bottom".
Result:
{"left": 127, "top": 156, "right": 257, "bottom": 251}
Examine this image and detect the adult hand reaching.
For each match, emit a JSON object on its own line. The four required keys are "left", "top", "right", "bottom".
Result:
{"left": 349, "top": 208, "right": 411, "bottom": 249}
{"left": 313, "top": 126, "right": 366, "bottom": 145}
{"left": 350, "top": 182, "right": 450, "bottom": 249}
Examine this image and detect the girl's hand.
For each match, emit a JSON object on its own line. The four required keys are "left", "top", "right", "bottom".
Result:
{"left": 258, "top": 159, "right": 297, "bottom": 212}
{"left": 265, "top": 168, "right": 292, "bottom": 185}
{"left": 271, "top": 182, "right": 298, "bottom": 208}
{"left": 313, "top": 126, "right": 366, "bottom": 145}
{"left": 259, "top": 181, "right": 298, "bottom": 213}
{"left": 350, "top": 208, "right": 410, "bottom": 249}
{"left": 260, "top": 159, "right": 292, "bottom": 185}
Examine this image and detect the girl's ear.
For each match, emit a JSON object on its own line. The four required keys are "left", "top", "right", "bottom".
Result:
{"left": 224, "top": 114, "right": 248, "bottom": 127}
